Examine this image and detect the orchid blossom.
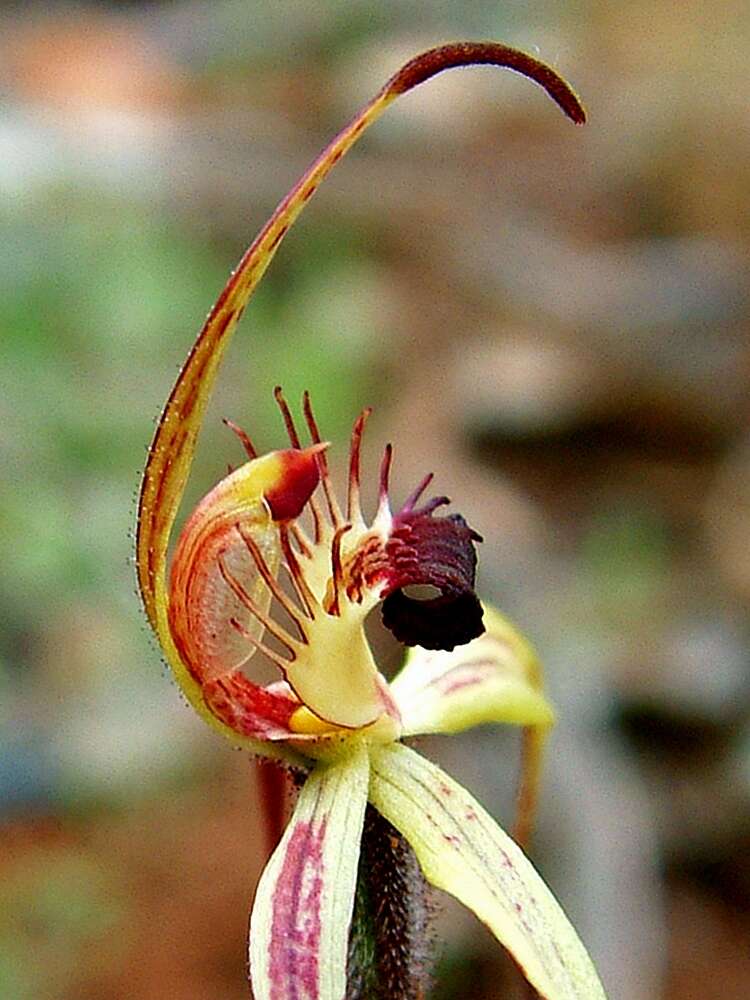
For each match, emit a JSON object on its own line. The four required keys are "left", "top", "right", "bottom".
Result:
{"left": 136, "top": 42, "right": 606, "bottom": 1000}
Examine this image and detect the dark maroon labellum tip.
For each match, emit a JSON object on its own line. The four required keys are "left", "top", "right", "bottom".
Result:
{"left": 380, "top": 508, "right": 485, "bottom": 651}
{"left": 382, "top": 588, "right": 484, "bottom": 651}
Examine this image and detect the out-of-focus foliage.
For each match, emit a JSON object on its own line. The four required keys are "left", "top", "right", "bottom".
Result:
{"left": 1, "top": 2, "right": 749, "bottom": 999}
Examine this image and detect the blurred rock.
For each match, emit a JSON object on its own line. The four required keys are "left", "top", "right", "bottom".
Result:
{"left": 705, "top": 440, "right": 750, "bottom": 606}
{"left": 453, "top": 331, "right": 610, "bottom": 439}
{"left": 0, "top": 11, "right": 186, "bottom": 117}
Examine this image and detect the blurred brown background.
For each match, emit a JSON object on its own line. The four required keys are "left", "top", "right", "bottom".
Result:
{"left": 1, "top": 2, "right": 749, "bottom": 998}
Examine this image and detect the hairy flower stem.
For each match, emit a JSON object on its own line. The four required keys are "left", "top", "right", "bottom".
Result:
{"left": 348, "top": 804, "right": 431, "bottom": 1000}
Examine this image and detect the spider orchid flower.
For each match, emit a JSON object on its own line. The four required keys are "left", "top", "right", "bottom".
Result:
{"left": 136, "top": 42, "right": 606, "bottom": 1000}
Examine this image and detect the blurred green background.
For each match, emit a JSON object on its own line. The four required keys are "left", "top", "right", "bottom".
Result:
{"left": 2, "top": 2, "right": 749, "bottom": 998}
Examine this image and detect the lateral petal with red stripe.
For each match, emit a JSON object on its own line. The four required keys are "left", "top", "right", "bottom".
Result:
{"left": 389, "top": 604, "right": 554, "bottom": 845}
{"left": 249, "top": 744, "right": 369, "bottom": 1000}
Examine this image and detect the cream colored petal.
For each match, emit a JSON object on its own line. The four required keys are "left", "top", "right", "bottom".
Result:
{"left": 369, "top": 744, "right": 607, "bottom": 1000}
{"left": 249, "top": 744, "right": 369, "bottom": 1000}
{"left": 390, "top": 605, "right": 554, "bottom": 737}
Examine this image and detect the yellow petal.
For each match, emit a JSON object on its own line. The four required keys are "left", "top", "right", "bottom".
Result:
{"left": 249, "top": 744, "right": 369, "bottom": 1000}
{"left": 369, "top": 744, "right": 608, "bottom": 1000}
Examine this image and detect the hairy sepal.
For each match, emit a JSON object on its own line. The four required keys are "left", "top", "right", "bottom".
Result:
{"left": 136, "top": 42, "right": 584, "bottom": 672}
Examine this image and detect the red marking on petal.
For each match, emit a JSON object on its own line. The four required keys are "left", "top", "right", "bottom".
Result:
{"left": 341, "top": 531, "right": 389, "bottom": 604}
{"left": 279, "top": 526, "right": 317, "bottom": 620}
{"left": 432, "top": 662, "right": 496, "bottom": 696}
{"left": 400, "top": 471, "right": 434, "bottom": 513}
{"left": 169, "top": 501, "right": 281, "bottom": 684}
{"left": 202, "top": 670, "right": 298, "bottom": 739}
{"left": 326, "top": 523, "right": 352, "bottom": 617}
{"left": 337, "top": 468, "right": 484, "bottom": 650}
{"left": 346, "top": 409, "right": 371, "bottom": 523}
{"left": 222, "top": 417, "right": 257, "bottom": 459}
{"left": 377, "top": 444, "right": 393, "bottom": 510}
{"left": 269, "top": 224, "right": 290, "bottom": 251}
{"left": 214, "top": 309, "right": 234, "bottom": 337}
{"left": 264, "top": 446, "right": 325, "bottom": 522}
{"left": 302, "top": 391, "right": 343, "bottom": 528}
{"left": 236, "top": 522, "right": 311, "bottom": 640}
{"left": 178, "top": 355, "right": 208, "bottom": 420}
{"left": 268, "top": 819, "right": 327, "bottom": 1000}
{"left": 274, "top": 386, "right": 303, "bottom": 449}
